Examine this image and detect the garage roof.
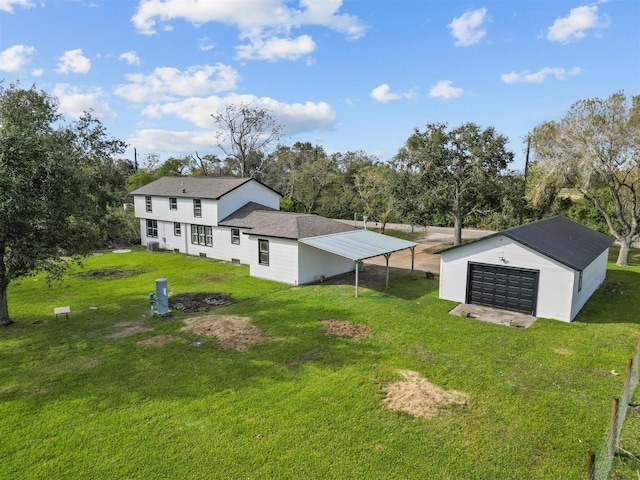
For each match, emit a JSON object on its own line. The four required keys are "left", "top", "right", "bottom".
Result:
{"left": 436, "top": 215, "right": 614, "bottom": 271}
{"left": 299, "top": 229, "right": 417, "bottom": 261}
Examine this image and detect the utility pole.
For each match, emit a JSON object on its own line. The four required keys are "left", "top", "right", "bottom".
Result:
{"left": 519, "top": 135, "right": 531, "bottom": 225}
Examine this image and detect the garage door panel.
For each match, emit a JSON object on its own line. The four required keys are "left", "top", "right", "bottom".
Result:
{"left": 466, "top": 263, "right": 539, "bottom": 315}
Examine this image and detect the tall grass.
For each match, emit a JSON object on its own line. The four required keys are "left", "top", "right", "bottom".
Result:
{"left": 1, "top": 247, "right": 639, "bottom": 479}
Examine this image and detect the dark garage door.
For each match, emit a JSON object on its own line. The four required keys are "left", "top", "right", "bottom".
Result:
{"left": 466, "top": 262, "right": 539, "bottom": 315}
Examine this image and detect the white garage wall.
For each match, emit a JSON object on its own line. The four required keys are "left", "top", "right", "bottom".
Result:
{"left": 439, "top": 235, "right": 575, "bottom": 321}
{"left": 570, "top": 249, "right": 609, "bottom": 320}
{"left": 297, "top": 243, "right": 355, "bottom": 285}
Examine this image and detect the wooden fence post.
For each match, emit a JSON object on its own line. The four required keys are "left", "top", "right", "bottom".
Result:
{"left": 586, "top": 451, "right": 595, "bottom": 480}
{"left": 608, "top": 397, "right": 620, "bottom": 457}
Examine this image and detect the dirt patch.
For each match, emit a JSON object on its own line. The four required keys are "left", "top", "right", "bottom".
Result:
{"left": 382, "top": 370, "right": 469, "bottom": 419}
{"left": 77, "top": 267, "right": 147, "bottom": 279}
{"left": 602, "top": 280, "right": 628, "bottom": 295}
{"left": 553, "top": 347, "right": 571, "bottom": 355}
{"left": 169, "top": 292, "right": 234, "bottom": 313}
{"left": 181, "top": 315, "right": 273, "bottom": 352}
{"left": 105, "top": 321, "right": 154, "bottom": 339}
{"left": 137, "top": 334, "right": 179, "bottom": 346}
{"left": 323, "top": 319, "right": 371, "bottom": 340}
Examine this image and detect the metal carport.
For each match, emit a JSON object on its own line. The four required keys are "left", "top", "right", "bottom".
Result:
{"left": 299, "top": 229, "right": 418, "bottom": 297}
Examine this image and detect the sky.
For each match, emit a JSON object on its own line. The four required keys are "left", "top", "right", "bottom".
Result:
{"left": 1, "top": 0, "right": 639, "bottom": 171}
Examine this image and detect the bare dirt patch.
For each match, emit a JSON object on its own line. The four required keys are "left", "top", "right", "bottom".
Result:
{"left": 169, "top": 292, "right": 234, "bottom": 313}
{"left": 382, "top": 370, "right": 469, "bottom": 419}
{"left": 137, "top": 334, "right": 179, "bottom": 346}
{"left": 181, "top": 315, "right": 273, "bottom": 352}
{"left": 77, "top": 267, "right": 147, "bottom": 279}
{"left": 323, "top": 319, "right": 371, "bottom": 340}
{"left": 106, "top": 321, "right": 154, "bottom": 339}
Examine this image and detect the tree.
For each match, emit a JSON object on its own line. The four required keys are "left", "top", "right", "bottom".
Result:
{"left": 531, "top": 92, "right": 640, "bottom": 266}
{"left": 0, "top": 84, "right": 128, "bottom": 326}
{"left": 353, "top": 163, "right": 395, "bottom": 233}
{"left": 212, "top": 103, "right": 283, "bottom": 178}
{"left": 392, "top": 122, "right": 514, "bottom": 244}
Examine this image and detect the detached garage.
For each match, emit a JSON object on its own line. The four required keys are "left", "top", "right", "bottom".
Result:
{"left": 437, "top": 216, "right": 614, "bottom": 322}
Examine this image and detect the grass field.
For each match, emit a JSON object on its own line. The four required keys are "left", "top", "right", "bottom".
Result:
{"left": 2, "top": 246, "right": 640, "bottom": 479}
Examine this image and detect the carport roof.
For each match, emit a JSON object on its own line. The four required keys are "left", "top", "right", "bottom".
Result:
{"left": 299, "top": 229, "right": 417, "bottom": 261}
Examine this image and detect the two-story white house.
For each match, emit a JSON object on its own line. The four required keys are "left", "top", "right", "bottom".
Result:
{"left": 131, "top": 176, "right": 418, "bottom": 289}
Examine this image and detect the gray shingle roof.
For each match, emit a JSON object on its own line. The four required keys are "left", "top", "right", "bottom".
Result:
{"left": 437, "top": 215, "right": 614, "bottom": 271}
{"left": 129, "top": 176, "right": 280, "bottom": 199}
{"left": 220, "top": 206, "right": 356, "bottom": 240}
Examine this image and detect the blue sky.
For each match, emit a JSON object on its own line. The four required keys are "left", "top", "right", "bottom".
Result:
{"left": 1, "top": 0, "right": 638, "bottom": 170}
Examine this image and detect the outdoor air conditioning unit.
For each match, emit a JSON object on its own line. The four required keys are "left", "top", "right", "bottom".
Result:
{"left": 199, "top": 252, "right": 207, "bottom": 259}
{"left": 147, "top": 241, "right": 160, "bottom": 252}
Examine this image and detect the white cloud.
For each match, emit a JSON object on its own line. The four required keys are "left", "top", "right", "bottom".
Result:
{"left": 428, "top": 80, "right": 464, "bottom": 100}
{"left": 55, "top": 49, "right": 91, "bottom": 74}
{"left": 119, "top": 51, "right": 141, "bottom": 65}
{"left": 0, "top": 0, "right": 33, "bottom": 13}
{"left": 53, "top": 84, "right": 116, "bottom": 120}
{"left": 131, "top": 0, "right": 366, "bottom": 38}
{"left": 236, "top": 34, "right": 316, "bottom": 61}
{"left": 501, "top": 67, "right": 582, "bottom": 84}
{"left": 128, "top": 129, "right": 215, "bottom": 154}
{"left": 547, "top": 5, "right": 608, "bottom": 43}
{"left": 31, "top": 68, "right": 43, "bottom": 77}
{"left": 114, "top": 64, "right": 241, "bottom": 103}
{"left": 370, "top": 83, "right": 416, "bottom": 103}
{"left": 145, "top": 93, "right": 336, "bottom": 134}
{"left": 448, "top": 7, "right": 488, "bottom": 47}
{"left": 0, "top": 44, "right": 36, "bottom": 72}
{"left": 371, "top": 84, "right": 400, "bottom": 103}
{"left": 199, "top": 37, "right": 215, "bottom": 51}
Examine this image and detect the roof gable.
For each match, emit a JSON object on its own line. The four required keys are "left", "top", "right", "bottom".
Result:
{"left": 438, "top": 216, "right": 614, "bottom": 271}
{"left": 129, "top": 176, "right": 281, "bottom": 200}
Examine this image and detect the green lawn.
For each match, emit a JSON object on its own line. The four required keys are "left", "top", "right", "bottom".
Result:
{"left": 2, "top": 247, "right": 640, "bottom": 479}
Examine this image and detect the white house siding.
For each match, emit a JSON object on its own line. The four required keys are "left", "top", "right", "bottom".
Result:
{"left": 439, "top": 235, "right": 575, "bottom": 322}
{"left": 208, "top": 226, "right": 253, "bottom": 264}
{"left": 297, "top": 242, "right": 355, "bottom": 285}
{"left": 217, "top": 182, "right": 280, "bottom": 221}
{"left": 247, "top": 236, "right": 299, "bottom": 284}
{"left": 570, "top": 249, "right": 608, "bottom": 320}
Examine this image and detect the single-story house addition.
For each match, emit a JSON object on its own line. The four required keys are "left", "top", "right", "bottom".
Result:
{"left": 130, "top": 176, "right": 416, "bottom": 293}
{"left": 436, "top": 216, "right": 614, "bottom": 322}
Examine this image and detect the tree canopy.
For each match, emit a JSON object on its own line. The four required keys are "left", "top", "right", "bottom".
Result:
{"left": 0, "top": 84, "right": 128, "bottom": 325}
{"left": 212, "top": 103, "right": 283, "bottom": 178}
{"left": 392, "top": 122, "right": 514, "bottom": 244}
{"left": 531, "top": 91, "right": 640, "bottom": 266}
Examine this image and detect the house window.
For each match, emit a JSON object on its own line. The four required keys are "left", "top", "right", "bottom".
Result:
{"left": 259, "top": 239, "right": 269, "bottom": 265}
{"left": 193, "top": 199, "right": 202, "bottom": 218}
{"left": 145, "top": 196, "right": 152, "bottom": 213}
{"left": 578, "top": 271, "right": 583, "bottom": 292}
{"left": 191, "top": 224, "right": 212, "bottom": 246}
{"left": 174, "top": 222, "right": 181, "bottom": 236}
{"left": 169, "top": 197, "right": 177, "bottom": 210}
{"left": 231, "top": 228, "right": 240, "bottom": 245}
{"left": 146, "top": 219, "right": 158, "bottom": 238}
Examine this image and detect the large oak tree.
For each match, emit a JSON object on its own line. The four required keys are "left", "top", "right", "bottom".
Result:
{"left": 392, "top": 122, "right": 514, "bottom": 244}
{"left": 531, "top": 92, "right": 640, "bottom": 266}
{"left": 0, "top": 84, "right": 128, "bottom": 326}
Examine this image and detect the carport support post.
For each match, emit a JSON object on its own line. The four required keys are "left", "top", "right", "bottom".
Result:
{"left": 410, "top": 246, "right": 415, "bottom": 278}
{"left": 384, "top": 253, "right": 391, "bottom": 288}
{"left": 355, "top": 260, "right": 361, "bottom": 297}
